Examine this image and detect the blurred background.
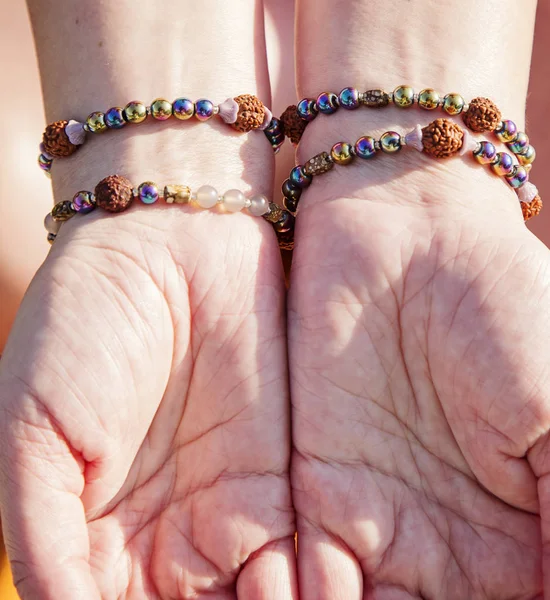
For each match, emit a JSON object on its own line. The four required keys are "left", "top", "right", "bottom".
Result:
{"left": 0, "top": 0, "right": 548, "bottom": 597}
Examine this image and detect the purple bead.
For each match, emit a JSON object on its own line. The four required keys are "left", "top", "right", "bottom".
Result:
{"left": 316, "top": 92, "right": 339, "bottom": 114}
{"left": 105, "top": 107, "right": 126, "bottom": 129}
{"left": 195, "top": 99, "right": 215, "bottom": 121}
{"left": 495, "top": 120, "right": 518, "bottom": 143}
{"left": 38, "top": 153, "right": 53, "bottom": 172}
{"left": 355, "top": 136, "right": 377, "bottom": 159}
{"left": 505, "top": 166, "right": 529, "bottom": 189}
{"left": 72, "top": 191, "right": 96, "bottom": 214}
{"left": 173, "top": 97, "right": 195, "bottom": 120}
{"left": 289, "top": 165, "right": 312, "bottom": 189}
{"left": 473, "top": 141, "right": 497, "bottom": 165}
{"left": 507, "top": 132, "right": 529, "bottom": 154}
{"left": 264, "top": 117, "right": 282, "bottom": 136}
{"left": 339, "top": 87, "right": 360, "bottom": 110}
{"left": 297, "top": 98, "right": 318, "bottom": 122}
{"left": 490, "top": 152, "right": 514, "bottom": 176}
{"left": 138, "top": 181, "right": 159, "bottom": 204}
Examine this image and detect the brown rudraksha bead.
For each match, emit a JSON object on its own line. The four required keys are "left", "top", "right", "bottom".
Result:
{"left": 462, "top": 97, "right": 502, "bottom": 133}
{"left": 521, "top": 195, "right": 543, "bottom": 221}
{"left": 280, "top": 105, "right": 308, "bottom": 145}
{"left": 42, "top": 120, "right": 79, "bottom": 158}
{"left": 95, "top": 175, "right": 135, "bottom": 213}
{"left": 232, "top": 94, "right": 265, "bottom": 132}
{"left": 422, "top": 119, "right": 464, "bottom": 159}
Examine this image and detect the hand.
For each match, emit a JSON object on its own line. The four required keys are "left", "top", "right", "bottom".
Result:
{"left": 0, "top": 208, "right": 296, "bottom": 599}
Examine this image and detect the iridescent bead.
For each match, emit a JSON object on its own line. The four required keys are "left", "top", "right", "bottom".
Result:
{"left": 138, "top": 181, "right": 159, "bottom": 204}
{"left": 38, "top": 153, "right": 52, "bottom": 173}
{"left": 316, "top": 92, "right": 339, "bottom": 114}
{"left": 495, "top": 120, "right": 518, "bottom": 143}
{"left": 86, "top": 112, "right": 107, "bottom": 133}
{"left": 338, "top": 87, "right": 360, "bottom": 110}
{"left": 283, "top": 196, "right": 299, "bottom": 213}
{"left": 123, "top": 101, "right": 148, "bottom": 124}
{"left": 248, "top": 194, "right": 270, "bottom": 217}
{"left": 289, "top": 166, "right": 312, "bottom": 189}
{"left": 473, "top": 141, "right": 497, "bottom": 164}
{"left": 297, "top": 98, "right": 318, "bottom": 122}
{"left": 355, "top": 136, "right": 377, "bottom": 159}
{"left": 264, "top": 117, "right": 283, "bottom": 136}
{"left": 150, "top": 98, "right": 172, "bottom": 121}
{"left": 172, "top": 98, "right": 195, "bottom": 120}
{"left": 72, "top": 191, "right": 96, "bottom": 214}
{"left": 505, "top": 165, "right": 529, "bottom": 189}
{"left": 442, "top": 93, "right": 465, "bottom": 115}
{"left": 490, "top": 152, "right": 514, "bottom": 176}
{"left": 518, "top": 145, "right": 536, "bottom": 166}
{"left": 47, "top": 233, "right": 57, "bottom": 245}
{"left": 282, "top": 179, "right": 302, "bottom": 201}
{"left": 380, "top": 131, "right": 402, "bottom": 153}
{"left": 331, "top": 141, "right": 354, "bottom": 165}
{"left": 418, "top": 89, "right": 440, "bottom": 110}
{"left": 223, "top": 189, "right": 247, "bottom": 212}
{"left": 273, "top": 211, "right": 294, "bottom": 234}
{"left": 507, "top": 132, "right": 529, "bottom": 154}
{"left": 194, "top": 99, "right": 215, "bottom": 121}
{"left": 393, "top": 85, "right": 415, "bottom": 108}
{"left": 44, "top": 213, "right": 61, "bottom": 234}
{"left": 105, "top": 107, "right": 126, "bottom": 129}
{"left": 52, "top": 200, "right": 76, "bottom": 222}
{"left": 196, "top": 185, "right": 218, "bottom": 209}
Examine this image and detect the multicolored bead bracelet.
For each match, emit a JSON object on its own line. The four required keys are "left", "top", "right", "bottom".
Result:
{"left": 280, "top": 86, "right": 536, "bottom": 171}
{"left": 280, "top": 118, "right": 542, "bottom": 221}
{"left": 38, "top": 94, "right": 285, "bottom": 176}
{"left": 44, "top": 175, "right": 295, "bottom": 250}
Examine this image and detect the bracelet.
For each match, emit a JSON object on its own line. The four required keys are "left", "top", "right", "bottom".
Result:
{"left": 280, "top": 86, "right": 536, "bottom": 169}
{"left": 43, "top": 175, "right": 294, "bottom": 250}
{"left": 280, "top": 118, "right": 542, "bottom": 221}
{"left": 38, "top": 94, "right": 285, "bottom": 176}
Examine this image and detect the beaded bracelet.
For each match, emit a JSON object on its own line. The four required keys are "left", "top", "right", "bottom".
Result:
{"left": 38, "top": 94, "right": 285, "bottom": 176}
{"left": 280, "top": 85, "right": 536, "bottom": 171}
{"left": 280, "top": 117, "right": 542, "bottom": 221}
{"left": 43, "top": 175, "right": 295, "bottom": 250}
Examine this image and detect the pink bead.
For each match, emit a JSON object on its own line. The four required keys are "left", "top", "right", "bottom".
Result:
{"left": 218, "top": 98, "right": 239, "bottom": 124}
{"left": 66, "top": 120, "right": 86, "bottom": 145}
{"left": 259, "top": 107, "right": 273, "bottom": 131}
{"left": 518, "top": 182, "right": 539, "bottom": 204}
{"left": 405, "top": 125, "right": 423, "bottom": 152}
{"left": 459, "top": 129, "right": 478, "bottom": 156}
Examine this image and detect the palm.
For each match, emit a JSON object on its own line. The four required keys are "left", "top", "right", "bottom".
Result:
{"left": 0, "top": 208, "right": 296, "bottom": 599}
{"left": 289, "top": 196, "right": 550, "bottom": 599}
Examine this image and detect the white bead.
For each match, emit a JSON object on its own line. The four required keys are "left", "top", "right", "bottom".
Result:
{"left": 223, "top": 189, "right": 247, "bottom": 213}
{"left": 248, "top": 194, "right": 270, "bottom": 216}
{"left": 195, "top": 185, "right": 218, "bottom": 209}
{"left": 44, "top": 213, "right": 61, "bottom": 234}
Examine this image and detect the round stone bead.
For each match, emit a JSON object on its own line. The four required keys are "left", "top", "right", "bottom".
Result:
{"left": 273, "top": 211, "right": 294, "bottom": 234}
{"left": 223, "top": 189, "right": 247, "bottom": 212}
{"left": 289, "top": 166, "right": 312, "bottom": 189}
{"left": 316, "top": 92, "right": 339, "bottom": 114}
{"left": 105, "top": 107, "right": 126, "bottom": 129}
{"left": 393, "top": 85, "right": 415, "bottom": 108}
{"left": 248, "top": 194, "right": 270, "bottom": 216}
{"left": 442, "top": 93, "right": 465, "bottom": 115}
{"left": 518, "top": 145, "right": 536, "bottom": 166}
{"left": 38, "top": 153, "right": 53, "bottom": 173}
{"left": 44, "top": 213, "right": 61, "bottom": 234}
{"left": 505, "top": 166, "right": 529, "bottom": 189}
{"left": 490, "top": 152, "right": 514, "bottom": 176}
{"left": 196, "top": 185, "right": 219, "bottom": 209}
{"left": 72, "top": 191, "right": 96, "bottom": 214}
{"left": 495, "top": 120, "right": 518, "bottom": 143}
{"left": 355, "top": 136, "right": 377, "bottom": 159}
{"left": 339, "top": 87, "right": 360, "bottom": 110}
{"left": 418, "top": 89, "right": 440, "bottom": 110}
{"left": 173, "top": 98, "right": 195, "bottom": 120}
{"left": 507, "top": 132, "right": 529, "bottom": 154}
{"left": 331, "top": 142, "right": 354, "bottom": 165}
{"left": 283, "top": 196, "right": 299, "bottom": 213}
{"left": 138, "top": 181, "right": 159, "bottom": 204}
{"left": 297, "top": 98, "right": 318, "bottom": 121}
{"left": 282, "top": 179, "right": 302, "bottom": 201}
{"left": 473, "top": 141, "right": 497, "bottom": 164}
{"left": 86, "top": 112, "right": 107, "bottom": 133}
{"left": 380, "top": 131, "right": 402, "bottom": 153}
{"left": 150, "top": 98, "right": 172, "bottom": 120}
{"left": 123, "top": 101, "right": 148, "bottom": 124}
{"left": 195, "top": 99, "right": 215, "bottom": 121}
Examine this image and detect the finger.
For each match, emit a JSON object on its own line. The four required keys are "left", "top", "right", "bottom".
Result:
{"left": 296, "top": 520, "right": 362, "bottom": 600}
{"left": 237, "top": 536, "right": 299, "bottom": 600}
{"left": 0, "top": 388, "right": 100, "bottom": 600}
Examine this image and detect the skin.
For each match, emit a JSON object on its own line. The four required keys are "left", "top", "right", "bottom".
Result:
{"left": 289, "top": 0, "right": 550, "bottom": 598}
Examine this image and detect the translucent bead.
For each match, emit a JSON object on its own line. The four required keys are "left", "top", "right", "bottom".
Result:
{"left": 442, "top": 93, "right": 465, "bottom": 115}
{"left": 380, "top": 131, "right": 402, "bottom": 153}
{"left": 223, "top": 189, "right": 246, "bottom": 212}
{"left": 44, "top": 213, "right": 61, "bottom": 234}
{"left": 124, "top": 101, "right": 148, "bottom": 124}
{"left": 248, "top": 194, "right": 270, "bottom": 216}
{"left": 418, "top": 89, "right": 440, "bottom": 110}
{"left": 86, "top": 111, "right": 107, "bottom": 133}
{"left": 173, "top": 98, "right": 195, "bottom": 120}
{"left": 393, "top": 85, "right": 415, "bottom": 108}
{"left": 196, "top": 185, "right": 218, "bottom": 209}
{"left": 150, "top": 98, "right": 173, "bottom": 120}
{"left": 105, "top": 107, "right": 126, "bottom": 129}
{"left": 518, "top": 145, "right": 536, "bottom": 166}
{"left": 331, "top": 142, "right": 354, "bottom": 165}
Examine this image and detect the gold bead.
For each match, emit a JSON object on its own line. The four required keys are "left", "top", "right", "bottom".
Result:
{"left": 418, "top": 88, "right": 440, "bottom": 110}
{"left": 123, "top": 101, "right": 148, "bottom": 124}
{"left": 442, "top": 93, "right": 465, "bottom": 115}
{"left": 52, "top": 200, "right": 76, "bottom": 222}
{"left": 393, "top": 85, "right": 415, "bottom": 108}
{"left": 518, "top": 145, "right": 536, "bottom": 166}
{"left": 150, "top": 98, "right": 172, "bottom": 121}
{"left": 379, "top": 131, "right": 402, "bottom": 153}
{"left": 331, "top": 142, "right": 354, "bottom": 165}
{"left": 163, "top": 185, "right": 191, "bottom": 204}
{"left": 86, "top": 111, "right": 107, "bottom": 133}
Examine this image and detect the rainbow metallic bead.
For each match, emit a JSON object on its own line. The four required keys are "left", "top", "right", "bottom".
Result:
{"left": 316, "top": 91, "right": 339, "bottom": 114}
{"left": 339, "top": 87, "right": 360, "bottom": 110}
{"left": 195, "top": 99, "right": 215, "bottom": 121}
{"left": 507, "top": 132, "right": 529, "bottom": 154}
{"left": 86, "top": 111, "right": 107, "bottom": 133}
{"left": 473, "top": 141, "right": 497, "bottom": 164}
{"left": 289, "top": 166, "right": 312, "bottom": 188}
{"left": 518, "top": 145, "right": 536, "bottom": 166}
{"left": 380, "top": 131, "right": 402, "bottom": 153}
{"left": 124, "top": 101, "right": 148, "bottom": 124}
{"left": 138, "top": 181, "right": 159, "bottom": 204}
{"left": 282, "top": 179, "right": 302, "bottom": 201}
{"left": 172, "top": 98, "right": 195, "bottom": 120}
{"left": 38, "top": 153, "right": 53, "bottom": 173}
{"left": 505, "top": 166, "right": 529, "bottom": 189}
{"left": 297, "top": 98, "right": 318, "bottom": 121}
{"left": 495, "top": 120, "right": 518, "bottom": 143}
{"left": 355, "top": 136, "right": 377, "bottom": 159}
{"left": 490, "top": 152, "right": 514, "bottom": 176}
{"left": 393, "top": 85, "right": 415, "bottom": 108}
{"left": 442, "top": 93, "right": 465, "bottom": 115}
{"left": 331, "top": 142, "right": 354, "bottom": 165}
{"left": 418, "top": 89, "right": 440, "bottom": 110}
{"left": 72, "top": 191, "right": 96, "bottom": 214}
{"left": 150, "top": 98, "right": 172, "bottom": 121}
{"left": 105, "top": 107, "right": 126, "bottom": 129}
